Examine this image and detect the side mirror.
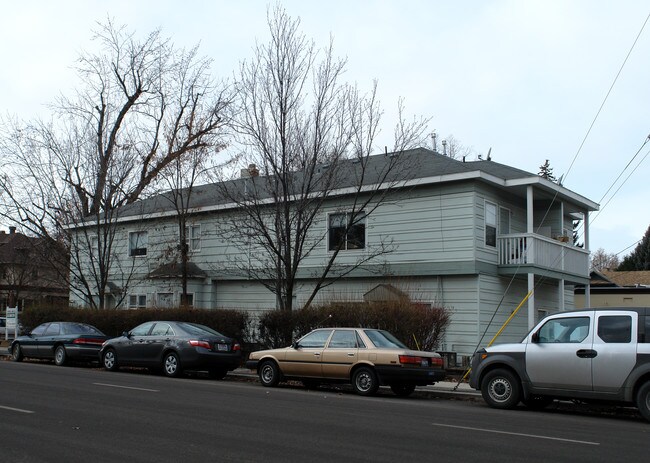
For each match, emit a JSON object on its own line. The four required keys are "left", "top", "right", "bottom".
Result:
{"left": 531, "top": 331, "right": 539, "bottom": 343}
{"left": 291, "top": 340, "right": 300, "bottom": 349}
{"left": 122, "top": 331, "right": 131, "bottom": 338}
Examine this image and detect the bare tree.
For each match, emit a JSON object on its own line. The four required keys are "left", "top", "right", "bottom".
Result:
{"left": 214, "top": 6, "right": 428, "bottom": 317}
{"left": 590, "top": 247, "right": 620, "bottom": 271}
{"left": 440, "top": 134, "right": 475, "bottom": 160}
{"left": 157, "top": 146, "right": 234, "bottom": 308}
{"left": 0, "top": 20, "right": 230, "bottom": 308}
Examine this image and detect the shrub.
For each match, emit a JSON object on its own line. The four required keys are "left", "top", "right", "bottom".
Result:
{"left": 257, "top": 301, "right": 451, "bottom": 351}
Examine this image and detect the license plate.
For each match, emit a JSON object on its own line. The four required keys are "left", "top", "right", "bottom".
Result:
{"left": 217, "top": 344, "right": 228, "bottom": 351}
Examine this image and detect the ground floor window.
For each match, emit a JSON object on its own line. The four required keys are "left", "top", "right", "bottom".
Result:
{"left": 129, "top": 294, "right": 147, "bottom": 309}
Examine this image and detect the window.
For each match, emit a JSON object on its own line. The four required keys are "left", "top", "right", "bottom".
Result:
{"left": 129, "top": 231, "right": 148, "bottom": 257}
{"left": 151, "top": 323, "right": 175, "bottom": 336}
{"left": 328, "top": 330, "right": 360, "bottom": 348}
{"left": 130, "top": 322, "right": 154, "bottom": 336}
{"left": 485, "top": 201, "right": 497, "bottom": 247}
{"left": 128, "top": 294, "right": 147, "bottom": 309}
{"left": 364, "top": 330, "right": 408, "bottom": 348}
{"left": 328, "top": 211, "right": 366, "bottom": 251}
{"left": 89, "top": 235, "right": 98, "bottom": 258}
{"left": 43, "top": 323, "right": 61, "bottom": 336}
{"left": 597, "top": 315, "right": 632, "bottom": 343}
{"left": 536, "top": 316, "right": 590, "bottom": 343}
{"left": 185, "top": 224, "right": 201, "bottom": 252}
{"left": 297, "top": 329, "right": 333, "bottom": 348}
{"left": 180, "top": 293, "right": 194, "bottom": 308}
{"left": 30, "top": 324, "right": 48, "bottom": 336}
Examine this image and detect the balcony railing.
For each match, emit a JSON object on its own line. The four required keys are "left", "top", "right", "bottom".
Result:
{"left": 497, "top": 233, "right": 589, "bottom": 277}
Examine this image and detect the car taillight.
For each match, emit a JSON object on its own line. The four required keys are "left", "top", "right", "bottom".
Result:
{"left": 399, "top": 355, "right": 423, "bottom": 365}
{"left": 232, "top": 342, "right": 241, "bottom": 351}
{"left": 73, "top": 338, "right": 105, "bottom": 345}
{"left": 430, "top": 357, "right": 443, "bottom": 368}
{"left": 189, "top": 340, "right": 211, "bottom": 349}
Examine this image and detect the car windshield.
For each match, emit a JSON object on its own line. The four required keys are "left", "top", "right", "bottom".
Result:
{"left": 178, "top": 322, "right": 223, "bottom": 337}
{"left": 363, "top": 330, "right": 408, "bottom": 349}
{"left": 62, "top": 323, "right": 104, "bottom": 335}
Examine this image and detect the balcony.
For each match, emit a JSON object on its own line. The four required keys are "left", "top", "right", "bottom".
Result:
{"left": 497, "top": 233, "right": 590, "bottom": 281}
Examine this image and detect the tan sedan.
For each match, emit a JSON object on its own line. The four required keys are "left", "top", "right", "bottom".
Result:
{"left": 245, "top": 328, "right": 445, "bottom": 396}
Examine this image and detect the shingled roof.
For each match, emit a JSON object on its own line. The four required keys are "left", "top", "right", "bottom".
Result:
{"left": 600, "top": 270, "right": 650, "bottom": 287}
{"left": 90, "top": 147, "right": 597, "bottom": 223}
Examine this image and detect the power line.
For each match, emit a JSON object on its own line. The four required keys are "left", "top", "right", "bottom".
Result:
{"left": 616, "top": 239, "right": 641, "bottom": 257}
{"left": 562, "top": 11, "right": 650, "bottom": 185}
{"left": 591, "top": 141, "right": 650, "bottom": 223}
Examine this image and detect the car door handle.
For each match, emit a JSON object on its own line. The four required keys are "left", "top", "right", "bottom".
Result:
{"left": 314, "top": 352, "right": 321, "bottom": 357}
{"left": 576, "top": 349, "right": 597, "bottom": 358}
{"left": 347, "top": 353, "right": 355, "bottom": 357}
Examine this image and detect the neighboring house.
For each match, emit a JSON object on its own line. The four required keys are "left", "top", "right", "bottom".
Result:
{"left": 0, "top": 227, "right": 69, "bottom": 310}
{"left": 575, "top": 269, "right": 650, "bottom": 308}
{"left": 68, "top": 148, "right": 598, "bottom": 361}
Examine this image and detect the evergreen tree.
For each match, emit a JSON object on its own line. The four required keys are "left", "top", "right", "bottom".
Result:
{"left": 618, "top": 225, "right": 650, "bottom": 271}
{"left": 538, "top": 159, "right": 557, "bottom": 183}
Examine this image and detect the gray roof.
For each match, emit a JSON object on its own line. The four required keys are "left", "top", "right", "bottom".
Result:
{"left": 112, "top": 147, "right": 591, "bottom": 220}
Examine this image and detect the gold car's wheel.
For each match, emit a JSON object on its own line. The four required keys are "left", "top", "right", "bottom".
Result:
{"left": 352, "top": 366, "right": 379, "bottom": 396}
{"left": 259, "top": 360, "right": 281, "bottom": 387}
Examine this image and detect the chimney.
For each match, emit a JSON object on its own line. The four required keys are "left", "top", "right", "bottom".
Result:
{"left": 241, "top": 164, "right": 259, "bottom": 178}
{"left": 9, "top": 226, "right": 16, "bottom": 234}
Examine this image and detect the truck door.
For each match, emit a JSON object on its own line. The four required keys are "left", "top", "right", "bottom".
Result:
{"left": 525, "top": 313, "right": 594, "bottom": 390}
{"left": 591, "top": 311, "right": 637, "bottom": 392}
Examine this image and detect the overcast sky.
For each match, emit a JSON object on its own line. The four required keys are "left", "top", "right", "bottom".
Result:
{"left": 1, "top": 0, "right": 649, "bottom": 258}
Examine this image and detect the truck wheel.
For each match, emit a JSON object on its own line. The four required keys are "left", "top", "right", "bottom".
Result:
{"left": 481, "top": 368, "right": 521, "bottom": 409}
{"left": 636, "top": 381, "right": 650, "bottom": 422}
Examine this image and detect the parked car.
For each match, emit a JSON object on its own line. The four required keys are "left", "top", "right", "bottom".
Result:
{"left": 246, "top": 327, "right": 445, "bottom": 396}
{"left": 469, "top": 307, "right": 650, "bottom": 422}
{"left": 10, "top": 322, "right": 108, "bottom": 366}
{"left": 1, "top": 316, "right": 23, "bottom": 338}
{"left": 99, "top": 321, "right": 242, "bottom": 378}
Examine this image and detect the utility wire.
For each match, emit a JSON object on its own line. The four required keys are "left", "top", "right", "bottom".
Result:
{"left": 563, "top": 11, "right": 650, "bottom": 185}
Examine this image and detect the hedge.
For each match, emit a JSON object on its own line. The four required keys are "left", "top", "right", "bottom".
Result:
{"left": 18, "top": 306, "right": 252, "bottom": 345}
{"left": 257, "top": 301, "right": 451, "bottom": 351}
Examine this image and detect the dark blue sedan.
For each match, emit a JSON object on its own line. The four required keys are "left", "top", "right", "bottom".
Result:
{"left": 11, "top": 322, "right": 108, "bottom": 366}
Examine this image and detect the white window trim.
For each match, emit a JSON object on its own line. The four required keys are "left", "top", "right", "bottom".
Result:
{"left": 185, "top": 224, "right": 201, "bottom": 252}
{"left": 484, "top": 200, "right": 497, "bottom": 248}
{"left": 128, "top": 230, "right": 148, "bottom": 257}
{"left": 128, "top": 294, "right": 147, "bottom": 309}
{"left": 326, "top": 211, "right": 367, "bottom": 252}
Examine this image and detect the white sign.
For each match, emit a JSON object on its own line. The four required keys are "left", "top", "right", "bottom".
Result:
{"left": 6, "top": 307, "right": 18, "bottom": 329}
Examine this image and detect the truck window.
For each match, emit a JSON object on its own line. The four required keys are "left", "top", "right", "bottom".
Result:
{"left": 536, "top": 316, "right": 590, "bottom": 343}
{"left": 597, "top": 315, "right": 632, "bottom": 343}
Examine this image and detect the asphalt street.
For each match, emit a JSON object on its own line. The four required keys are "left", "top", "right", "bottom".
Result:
{"left": 0, "top": 360, "right": 648, "bottom": 463}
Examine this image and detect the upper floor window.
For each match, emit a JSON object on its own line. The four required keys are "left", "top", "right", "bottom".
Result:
{"left": 328, "top": 211, "right": 366, "bottom": 251}
{"left": 185, "top": 224, "right": 201, "bottom": 252}
{"left": 129, "top": 231, "right": 148, "bottom": 257}
{"left": 485, "top": 201, "right": 497, "bottom": 247}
